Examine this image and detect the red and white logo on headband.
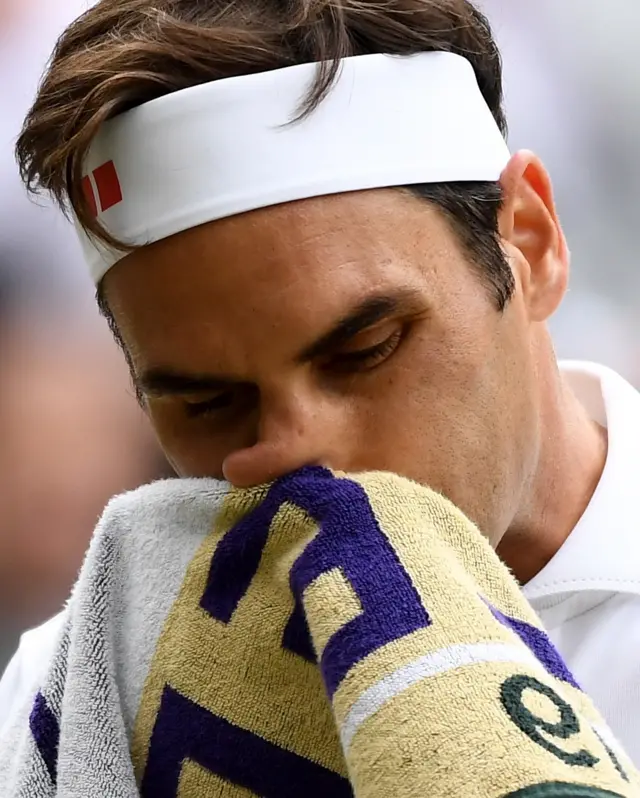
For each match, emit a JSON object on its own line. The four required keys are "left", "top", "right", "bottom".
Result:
{"left": 82, "top": 160, "right": 123, "bottom": 217}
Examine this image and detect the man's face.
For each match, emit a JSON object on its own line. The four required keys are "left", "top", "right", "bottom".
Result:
{"left": 104, "top": 188, "right": 543, "bottom": 543}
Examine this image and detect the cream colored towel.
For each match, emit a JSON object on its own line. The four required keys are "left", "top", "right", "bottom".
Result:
{"left": 1, "top": 467, "right": 637, "bottom": 797}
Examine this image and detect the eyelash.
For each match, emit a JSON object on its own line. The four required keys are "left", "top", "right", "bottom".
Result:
{"left": 183, "top": 329, "right": 405, "bottom": 419}
{"left": 322, "top": 329, "right": 404, "bottom": 374}
{"left": 184, "top": 391, "right": 235, "bottom": 419}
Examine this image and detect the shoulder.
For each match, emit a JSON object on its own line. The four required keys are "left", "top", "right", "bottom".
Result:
{"left": 0, "top": 612, "right": 66, "bottom": 733}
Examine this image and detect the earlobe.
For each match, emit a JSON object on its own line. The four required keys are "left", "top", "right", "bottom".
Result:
{"left": 498, "top": 151, "right": 569, "bottom": 322}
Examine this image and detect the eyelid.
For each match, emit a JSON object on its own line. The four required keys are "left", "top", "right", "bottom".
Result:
{"left": 336, "top": 321, "right": 402, "bottom": 353}
{"left": 323, "top": 327, "right": 405, "bottom": 373}
{"left": 183, "top": 389, "right": 235, "bottom": 419}
{"left": 182, "top": 383, "right": 260, "bottom": 420}
{"left": 183, "top": 390, "right": 228, "bottom": 404}
{"left": 334, "top": 335, "right": 397, "bottom": 361}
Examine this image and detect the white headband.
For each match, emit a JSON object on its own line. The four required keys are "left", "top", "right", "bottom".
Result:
{"left": 78, "top": 51, "right": 510, "bottom": 283}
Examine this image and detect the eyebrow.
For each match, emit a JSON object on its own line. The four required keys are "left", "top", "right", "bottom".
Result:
{"left": 136, "top": 370, "right": 239, "bottom": 398}
{"left": 136, "top": 288, "right": 423, "bottom": 398}
{"left": 295, "top": 289, "right": 423, "bottom": 363}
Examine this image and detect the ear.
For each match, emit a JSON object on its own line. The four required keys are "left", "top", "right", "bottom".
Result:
{"left": 498, "top": 150, "right": 569, "bottom": 322}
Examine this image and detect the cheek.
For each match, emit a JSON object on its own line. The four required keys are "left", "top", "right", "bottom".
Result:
{"left": 405, "top": 315, "right": 501, "bottom": 413}
{"left": 336, "top": 326, "right": 481, "bottom": 465}
{"left": 360, "top": 317, "right": 533, "bottom": 527}
{"left": 144, "top": 405, "right": 234, "bottom": 478}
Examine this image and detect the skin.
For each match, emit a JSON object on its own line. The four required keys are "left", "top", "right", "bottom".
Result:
{"left": 103, "top": 151, "right": 607, "bottom": 584}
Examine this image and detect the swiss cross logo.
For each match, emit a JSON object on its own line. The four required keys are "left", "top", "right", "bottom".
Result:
{"left": 82, "top": 160, "right": 123, "bottom": 216}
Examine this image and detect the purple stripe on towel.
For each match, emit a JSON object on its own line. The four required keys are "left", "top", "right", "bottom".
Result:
{"left": 141, "top": 685, "right": 353, "bottom": 798}
{"left": 200, "top": 488, "right": 278, "bottom": 623}
{"left": 276, "top": 468, "right": 431, "bottom": 697}
{"left": 29, "top": 691, "right": 59, "bottom": 784}
{"left": 488, "top": 602, "right": 580, "bottom": 689}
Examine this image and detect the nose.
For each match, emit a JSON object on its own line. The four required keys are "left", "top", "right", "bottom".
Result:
{"left": 221, "top": 391, "right": 341, "bottom": 488}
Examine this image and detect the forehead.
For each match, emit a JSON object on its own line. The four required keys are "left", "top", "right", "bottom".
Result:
{"left": 102, "top": 189, "right": 462, "bottom": 362}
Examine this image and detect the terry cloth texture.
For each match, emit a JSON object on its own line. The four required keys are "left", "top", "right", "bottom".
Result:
{"left": 0, "top": 467, "right": 638, "bottom": 797}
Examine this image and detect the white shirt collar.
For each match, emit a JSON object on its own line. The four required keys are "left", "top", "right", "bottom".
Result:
{"left": 523, "top": 361, "right": 640, "bottom": 602}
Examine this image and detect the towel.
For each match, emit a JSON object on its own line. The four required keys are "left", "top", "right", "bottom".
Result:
{"left": 0, "top": 466, "right": 637, "bottom": 797}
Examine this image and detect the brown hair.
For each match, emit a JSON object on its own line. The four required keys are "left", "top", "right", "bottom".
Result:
{"left": 16, "top": 0, "right": 514, "bottom": 307}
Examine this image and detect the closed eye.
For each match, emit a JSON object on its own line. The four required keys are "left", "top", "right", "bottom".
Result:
{"left": 322, "top": 328, "right": 404, "bottom": 374}
{"left": 184, "top": 390, "right": 235, "bottom": 419}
